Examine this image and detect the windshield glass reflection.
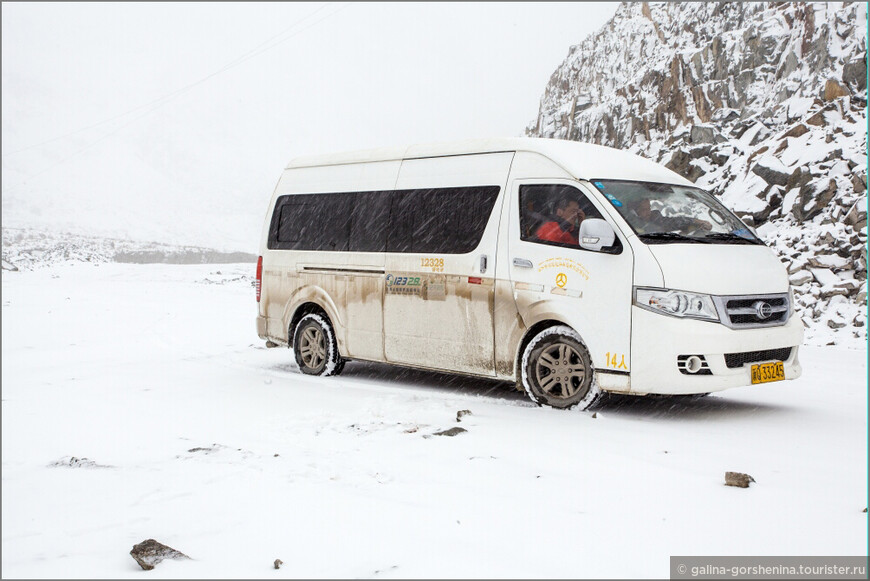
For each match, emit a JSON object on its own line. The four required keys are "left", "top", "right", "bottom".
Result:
{"left": 590, "top": 179, "right": 762, "bottom": 245}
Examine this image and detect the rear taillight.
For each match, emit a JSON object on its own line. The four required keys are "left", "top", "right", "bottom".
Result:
{"left": 255, "top": 256, "right": 263, "bottom": 302}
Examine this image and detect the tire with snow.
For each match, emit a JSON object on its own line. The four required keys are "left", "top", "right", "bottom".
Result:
{"left": 520, "top": 325, "right": 601, "bottom": 410}
{"left": 293, "top": 313, "right": 344, "bottom": 376}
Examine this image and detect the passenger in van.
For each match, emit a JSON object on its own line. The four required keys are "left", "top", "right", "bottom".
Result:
{"left": 626, "top": 197, "right": 712, "bottom": 235}
{"left": 535, "top": 197, "right": 586, "bottom": 245}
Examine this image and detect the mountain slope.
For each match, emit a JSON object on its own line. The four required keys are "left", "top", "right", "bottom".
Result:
{"left": 527, "top": 1, "right": 867, "bottom": 345}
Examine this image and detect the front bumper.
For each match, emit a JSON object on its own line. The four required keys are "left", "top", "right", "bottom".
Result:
{"left": 627, "top": 306, "right": 804, "bottom": 395}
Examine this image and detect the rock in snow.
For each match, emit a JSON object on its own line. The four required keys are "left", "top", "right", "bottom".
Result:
{"left": 129, "top": 539, "right": 190, "bottom": 570}
{"left": 752, "top": 155, "right": 791, "bottom": 187}
{"left": 433, "top": 427, "right": 467, "bottom": 437}
{"left": 527, "top": 1, "right": 867, "bottom": 344}
{"left": 789, "top": 271, "right": 813, "bottom": 286}
{"left": 808, "top": 254, "right": 851, "bottom": 269}
{"left": 47, "top": 456, "right": 108, "bottom": 469}
{"left": 810, "top": 268, "right": 841, "bottom": 287}
{"left": 725, "top": 472, "right": 756, "bottom": 488}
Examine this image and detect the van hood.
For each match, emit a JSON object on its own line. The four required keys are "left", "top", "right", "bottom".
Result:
{"left": 647, "top": 243, "right": 789, "bottom": 295}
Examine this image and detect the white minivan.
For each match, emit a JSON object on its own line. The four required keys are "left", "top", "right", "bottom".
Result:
{"left": 256, "top": 138, "right": 803, "bottom": 410}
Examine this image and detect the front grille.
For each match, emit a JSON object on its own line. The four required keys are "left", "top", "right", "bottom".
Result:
{"left": 725, "top": 298, "right": 787, "bottom": 309}
{"left": 724, "top": 347, "right": 792, "bottom": 369}
{"left": 713, "top": 293, "right": 790, "bottom": 329}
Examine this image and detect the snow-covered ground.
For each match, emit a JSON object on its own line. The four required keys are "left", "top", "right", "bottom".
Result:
{"left": 2, "top": 262, "right": 867, "bottom": 579}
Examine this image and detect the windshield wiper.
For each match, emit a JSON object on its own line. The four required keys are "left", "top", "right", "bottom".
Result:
{"left": 638, "top": 232, "right": 711, "bottom": 244}
{"left": 702, "top": 232, "right": 763, "bottom": 245}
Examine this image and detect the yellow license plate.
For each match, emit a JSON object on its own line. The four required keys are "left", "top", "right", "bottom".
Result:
{"left": 751, "top": 361, "right": 785, "bottom": 384}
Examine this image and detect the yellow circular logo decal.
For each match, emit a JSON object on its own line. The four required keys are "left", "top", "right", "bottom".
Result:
{"left": 555, "top": 273, "right": 567, "bottom": 288}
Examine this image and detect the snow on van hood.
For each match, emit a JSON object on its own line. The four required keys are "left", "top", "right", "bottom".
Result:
{"left": 648, "top": 243, "right": 789, "bottom": 296}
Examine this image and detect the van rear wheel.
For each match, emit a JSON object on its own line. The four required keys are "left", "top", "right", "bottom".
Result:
{"left": 520, "top": 325, "right": 600, "bottom": 410}
{"left": 293, "top": 313, "right": 344, "bottom": 376}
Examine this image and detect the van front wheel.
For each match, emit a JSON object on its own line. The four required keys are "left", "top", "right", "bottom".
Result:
{"left": 293, "top": 313, "right": 344, "bottom": 376}
{"left": 520, "top": 325, "right": 600, "bottom": 410}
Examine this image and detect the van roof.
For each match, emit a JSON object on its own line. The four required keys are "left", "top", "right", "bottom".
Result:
{"left": 285, "top": 137, "right": 693, "bottom": 186}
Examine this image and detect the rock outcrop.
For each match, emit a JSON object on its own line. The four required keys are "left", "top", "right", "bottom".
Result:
{"left": 528, "top": 2, "right": 867, "bottom": 345}
{"left": 129, "top": 539, "right": 190, "bottom": 571}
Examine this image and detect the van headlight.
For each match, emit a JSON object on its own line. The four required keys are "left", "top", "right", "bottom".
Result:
{"left": 634, "top": 287, "right": 720, "bottom": 322}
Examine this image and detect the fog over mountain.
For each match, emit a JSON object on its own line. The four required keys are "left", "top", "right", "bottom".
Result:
{"left": 1, "top": 2, "right": 616, "bottom": 252}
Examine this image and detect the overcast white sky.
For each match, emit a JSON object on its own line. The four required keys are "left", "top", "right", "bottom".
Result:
{"left": 2, "top": 2, "right": 617, "bottom": 250}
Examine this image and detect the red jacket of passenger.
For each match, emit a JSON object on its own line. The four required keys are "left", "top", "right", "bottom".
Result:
{"left": 535, "top": 220, "right": 578, "bottom": 245}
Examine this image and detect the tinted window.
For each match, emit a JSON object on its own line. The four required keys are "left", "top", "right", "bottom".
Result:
{"left": 349, "top": 192, "right": 390, "bottom": 252}
{"left": 387, "top": 186, "right": 500, "bottom": 254}
{"left": 519, "top": 184, "right": 621, "bottom": 253}
{"left": 270, "top": 193, "right": 352, "bottom": 251}
{"left": 268, "top": 186, "right": 500, "bottom": 254}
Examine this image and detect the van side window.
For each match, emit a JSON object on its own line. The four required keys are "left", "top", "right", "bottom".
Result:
{"left": 268, "top": 186, "right": 500, "bottom": 254}
{"left": 349, "top": 192, "right": 390, "bottom": 252}
{"left": 271, "top": 193, "right": 352, "bottom": 251}
{"left": 519, "top": 184, "right": 621, "bottom": 253}
{"left": 387, "top": 186, "right": 500, "bottom": 254}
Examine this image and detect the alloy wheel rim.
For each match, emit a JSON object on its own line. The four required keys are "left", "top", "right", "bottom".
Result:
{"left": 534, "top": 342, "right": 587, "bottom": 399}
{"left": 299, "top": 326, "right": 326, "bottom": 369}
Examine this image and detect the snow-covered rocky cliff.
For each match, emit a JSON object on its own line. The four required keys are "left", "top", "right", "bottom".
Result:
{"left": 527, "top": 2, "right": 867, "bottom": 346}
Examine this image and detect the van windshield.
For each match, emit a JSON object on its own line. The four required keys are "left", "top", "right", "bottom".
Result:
{"left": 590, "top": 179, "right": 762, "bottom": 245}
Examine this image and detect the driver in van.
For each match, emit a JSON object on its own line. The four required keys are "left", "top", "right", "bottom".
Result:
{"left": 627, "top": 197, "right": 712, "bottom": 234}
{"left": 535, "top": 197, "right": 585, "bottom": 245}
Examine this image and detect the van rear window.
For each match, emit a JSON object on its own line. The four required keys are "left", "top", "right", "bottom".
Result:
{"left": 268, "top": 186, "right": 500, "bottom": 254}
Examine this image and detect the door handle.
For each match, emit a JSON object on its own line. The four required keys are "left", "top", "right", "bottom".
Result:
{"left": 479, "top": 254, "right": 488, "bottom": 274}
{"left": 512, "top": 258, "right": 533, "bottom": 269}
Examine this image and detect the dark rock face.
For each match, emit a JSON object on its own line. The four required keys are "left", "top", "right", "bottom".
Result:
{"left": 665, "top": 149, "right": 706, "bottom": 182}
{"left": 785, "top": 167, "right": 813, "bottom": 192}
{"left": 823, "top": 79, "right": 850, "bottom": 100}
{"left": 796, "top": 179, "right": 837, "bottom": 222}
{"left": 781, "top": 123, "right": 809, "bottom": 138}
{"left": 845, "top": 201, "right": 867, "bottom": 229}
{"left": 130, "top": 539, "right": 190, "bottom": 571}
{"left": 842, "top": 58, "right": 867, "bottom": 92}
{"left": 690, "top": 125, "right": 716, "bottom": 144}
{"left": 751, "top": 161, "right": 790, "bottom": 187}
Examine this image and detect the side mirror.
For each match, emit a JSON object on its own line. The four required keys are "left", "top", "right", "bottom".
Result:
{"left": 578, "top": 218, "right": 616, "bottom": 252}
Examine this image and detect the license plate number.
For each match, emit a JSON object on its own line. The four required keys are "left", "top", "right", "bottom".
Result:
{"left": 751, "top": 361, "right": 784, "bottom": 384}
